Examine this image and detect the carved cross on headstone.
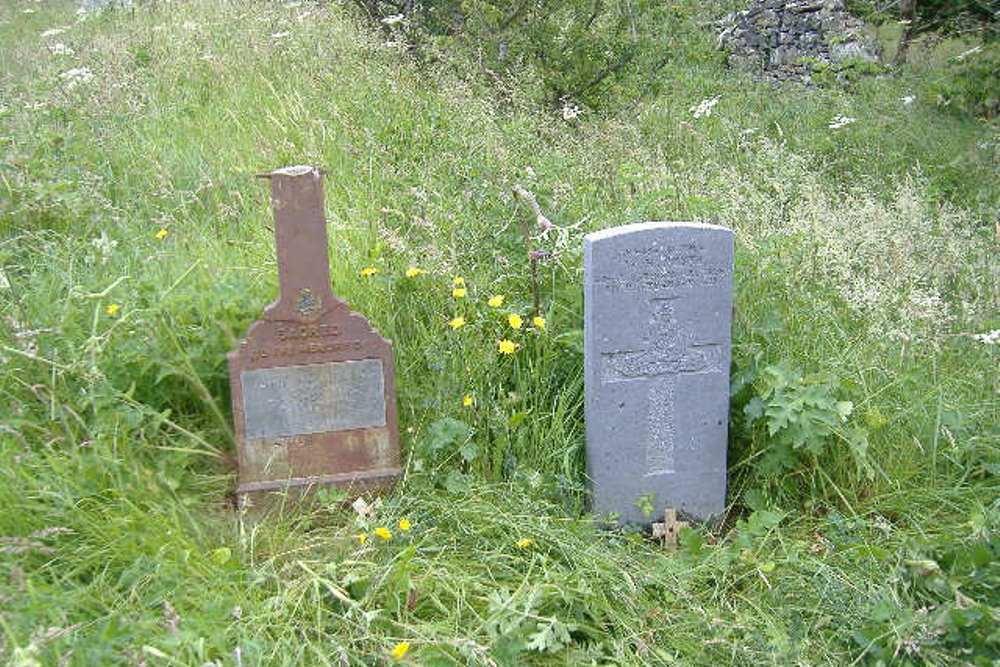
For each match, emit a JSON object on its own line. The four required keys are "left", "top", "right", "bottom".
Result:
{"left": 227, "top": 166, "right": 401, "bottom": 508}
{"left": 584, "top": 222, "right": 734, "bottom": 525}
{"left": 600, "top": 297, "right": 725, "bottom": 476}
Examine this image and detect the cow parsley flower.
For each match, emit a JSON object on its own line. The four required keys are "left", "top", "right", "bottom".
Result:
{"left": 690, "top": 96, "right": 720, "bottom": 119}
{"left": 59, "top": 67, "right": 94, "bottom": 88}
{"left": 828, "top": 115, "right": 856, "bottom": 130}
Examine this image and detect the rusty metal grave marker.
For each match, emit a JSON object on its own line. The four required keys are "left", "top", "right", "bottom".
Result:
{"left": 228, "top": 165, "right": 400, "bottom": 508}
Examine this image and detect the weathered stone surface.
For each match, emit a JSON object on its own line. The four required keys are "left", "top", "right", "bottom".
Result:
{"left": 584, "top": 222, "right": 733, "bottom": 525}
{"left": 229, "top": 166, "right": 400, "bottom": 505}
{"left": 241, "top": 359, "right": 386, "bottom": 440}
{"left": 718, "top": 0, "right": 880, "bottom": 84}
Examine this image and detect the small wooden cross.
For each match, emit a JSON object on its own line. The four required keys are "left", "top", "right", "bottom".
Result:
{"left": 651, "top": 508, "right": 688, "bottom": 548}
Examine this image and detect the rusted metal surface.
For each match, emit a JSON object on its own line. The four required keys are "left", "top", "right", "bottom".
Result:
{"left": 228, "top": 166, "right": 400, "bottom": 508}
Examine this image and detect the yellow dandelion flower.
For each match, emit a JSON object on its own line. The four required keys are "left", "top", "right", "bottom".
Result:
{"left": 507, "top": 313, "right": 523, "bottom": 330}
{"left": 498, "top": 339, "right": 518, "bottom": 355}
{"left": 516, "top": 538, "right": 534, "bottom": 549}
{"left": 390, "top": 642, "right": 410, "bottom": 661}
{"left": 532, "top": 316, "right": 546, "bottom": 330}
{"left": 105, "top": 303, "right": 120, "bottom": 317}
{"left": 449, "top": 316, "right": 466, "bottom": 330}
{"left": 360, "top": 266, "right": 379, "bottom": 278}
{"left": 452, "top": 287, "right": 467, "bottom": 299}
{"left": 404, "top": 266, "right": 424, "bottom": 278}
{"left": 452, "top": 276, "right": 465, "bottom": 287}
{"left": 487, "top": 294, "right": 504, "bottom": 308}
{"left": 374, "top": 526, "right": 392, "bottom": 541}
{"left": 154, "top": 228, "right": 168, "bottom": 241}
{"left": 357, "top": 533, "right": 368, "bottom": 545}
{"left": 398, "top": 518, "right": 412, "bottom": 531}
{"left": 462, "top": 394, "right": 474, "bottom": 407}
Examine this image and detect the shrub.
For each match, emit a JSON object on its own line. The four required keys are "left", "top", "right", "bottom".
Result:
{"left": 347, "top": 0, "right": 705, "bottom": 110}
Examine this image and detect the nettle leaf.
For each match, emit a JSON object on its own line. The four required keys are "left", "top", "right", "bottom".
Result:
{"left": 423, "top": 417, "right": 470, "bottom": 454}
{"left": 765, "top": 397, "right": 798, "bottom": 434}
{"left": 743, "top": 396, "right": 765, "bottom": 423}
{"left": 847, "top": 426, "right": 874, "bottom": 478}
{"left": 759, "top": 441, "right": 796, "bottom": 474}
{"left": 526, "top": 617, "right": 573, "bottom": 653}
{"left": 443, "top": 470, "right": 470, "bottom": 494}
{"left": 459, "top": 441, "right": 479, "bottom": 463}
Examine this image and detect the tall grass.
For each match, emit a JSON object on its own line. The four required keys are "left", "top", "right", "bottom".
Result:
{"left": 0, "top": 0, "right": 996, "bottom": 664}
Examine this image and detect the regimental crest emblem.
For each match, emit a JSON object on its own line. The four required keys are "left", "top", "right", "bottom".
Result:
{"left": 295, "top": 287, "right": 321, "bottom": 321}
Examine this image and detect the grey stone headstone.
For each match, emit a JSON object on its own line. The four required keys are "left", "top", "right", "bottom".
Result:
{"left": 584, "top": 222, "right": 734, "bottom": 525}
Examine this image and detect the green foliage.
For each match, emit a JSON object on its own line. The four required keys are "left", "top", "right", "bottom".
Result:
{"left": 0, "top": 0, "right": 997, "bottom": 664}
{"left": 910, "top": 0, "right": 998, "bottom": 40}
{"left": 853, "top": 514, "right": 1000, "bottom": 664}
{"left": 354, "top": 0, "right": 708, "bottom": 109}
{"left": 742, "top": 360, "right": 870, "bottom": 482}
{"left": 803, "top": 55, "right": 886, "bottom": 87}
{"left": 930, "top": 43, "right": 1000, "bottom": 118}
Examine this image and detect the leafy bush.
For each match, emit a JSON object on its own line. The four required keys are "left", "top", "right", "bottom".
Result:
{"left": 930, "top": 43, "right": 1000, "bottom": 118}
{"left": 349, "top": 0, "right": 706, "bottom": 109}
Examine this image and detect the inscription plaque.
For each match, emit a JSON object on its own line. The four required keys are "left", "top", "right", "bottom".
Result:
{"left": 242, "top": 360, "right": 386, "bottom": 440}
{"left": 584, "top": 221, "right": 733, "bottom": 525}
{"left": 228, "top": 166, "right": 401, "bottom": 506}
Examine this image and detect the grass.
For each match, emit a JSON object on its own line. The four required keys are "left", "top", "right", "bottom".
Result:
{"left": 1, "top": 0, "right": 997, "bottom": 665}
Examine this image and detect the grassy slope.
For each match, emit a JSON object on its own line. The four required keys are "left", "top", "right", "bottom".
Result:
{"left": 0, "top": 1, "right": 997, "bottom": 665}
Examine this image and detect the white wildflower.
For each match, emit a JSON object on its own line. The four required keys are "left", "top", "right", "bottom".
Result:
{"left": 0, "top": 269, "right": 9, "bottom": 290}
{"left": 270, "top": 31, "right": 290, "bottom": 40}
{"left": 828, "top": 115, "right": 856, "bottom": 129}
{"left": 91, "top": 230, "right": 117, "bottom": 264}
{"left": 381, "top": 14, "right": 405, "bottom": 26}
{"left": 524, "top": 166, "right": 536, "bottom": 178}
{"left": 41, "top": 28, "right": 67, "bottom": 38}
{"left": 49, "top": 43, "right": 75, "bottom": 56}
{"left": 182, "top": 21, "right": 198, "bottom": 30}
{"left": 561, "top": 101, "right": 582, "bottom": 121}
{"left": 901, "top": 95, "right": 915, "bottom": 106}
{"left": 690, "top": 96, "right": 721, "bottom": 119}
{"left": 970, "top": 330, "right": 999, "bottom": 345}
{"left": 59, "top": 67, "right": 94, "bottom": 88}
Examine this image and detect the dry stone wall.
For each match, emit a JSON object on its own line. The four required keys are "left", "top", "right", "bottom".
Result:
{"left": 718, "top": 0, "right": 881, "bottom": 83}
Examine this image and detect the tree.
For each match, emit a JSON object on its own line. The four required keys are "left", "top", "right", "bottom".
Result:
{"left": 895, "top": 0, "right": 998, "bottom": 64}
{"left": 344, "top": 0, "right": 689, "bottom": 110}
